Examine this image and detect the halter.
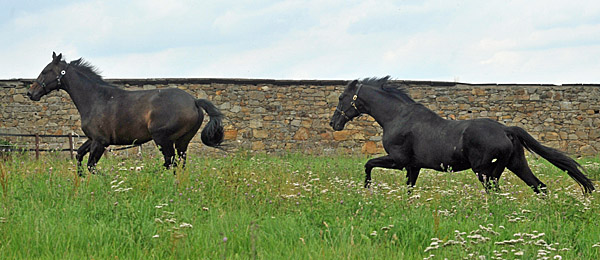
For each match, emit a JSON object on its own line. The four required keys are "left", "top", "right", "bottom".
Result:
{"left": 336, "top": 83, "right": 363, "bottom": 120}
{"left": 35, "top": 64, "right": 69, "bottom": 94}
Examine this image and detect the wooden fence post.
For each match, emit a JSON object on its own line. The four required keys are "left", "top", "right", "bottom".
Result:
{"left": 35, "top": 134, "right": 40, "bottom": 160}
{"left": 68, "top": 133, "right": 74, "bottom": 160}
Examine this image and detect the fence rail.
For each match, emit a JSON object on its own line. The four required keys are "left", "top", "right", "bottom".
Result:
{"left": 0, "top": 132, "right": 86, "bottom": 159}
{"left": 0, "top": 133, "right": 143, "bottom": 159}
{"left": 0, "top": 133, "right": 86, "bottom": 138}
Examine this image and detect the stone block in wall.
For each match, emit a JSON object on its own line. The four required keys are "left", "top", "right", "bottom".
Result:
{"left": 253, "top": 129, "right": 269, "bottom": 139}
{"left": 320, "top": 132, "right": 332, "bottom": 140}
{"left": 361, "top": 141, "right": 378, "bottom": 154}
{"left": 580, "top": 145, "right": 597, "bottom": 156}
{"left": 13, "top": 95, "right": 26, "bottom": 102}
{"left": 252, "top": 141, "right": 265, "bottom": 151}
{"left": 293, "top": 128, "right": 309, "bottom": 140}
{"left": 224, "top": 129, "right": 238, "bottom": 140}
{"left": 248, "top": 120, "right": 262, "bottom": 129}
{"left": 333, "top": 130, "right": 353, "bottom": 141}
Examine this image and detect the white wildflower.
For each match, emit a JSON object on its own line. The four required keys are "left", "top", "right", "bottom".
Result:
{"left": 179, "top": 223, "right": 193, "bottom": 229}
{"left": 423, "top": 254, "right": 435, "bottom": 260}
{"left": 424, "top": 245, "right": 439, "bottom": 252}
{"left": 381, "top": 225, "right": 393, "bottom": 231}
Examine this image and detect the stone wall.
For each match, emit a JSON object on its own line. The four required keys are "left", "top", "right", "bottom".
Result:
{"left": 1, "top": 78, "right": 599, "bottom": 156}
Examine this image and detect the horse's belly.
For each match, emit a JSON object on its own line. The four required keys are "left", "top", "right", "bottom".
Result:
{"left": 111, "top": 126, "right": 152, "bottom": 145}
{"left": 111, "top": 136, "right": 152, "bottom": 146}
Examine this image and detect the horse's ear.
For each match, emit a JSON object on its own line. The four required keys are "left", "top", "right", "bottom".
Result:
{"left": 52, "top": 52, "right": 62, "bottom": 64}
{"left": 348, "top": 79, "right": 358, "bottom": 88}
{"left": 345, "top": 79, "right": 359, "bottom": 91}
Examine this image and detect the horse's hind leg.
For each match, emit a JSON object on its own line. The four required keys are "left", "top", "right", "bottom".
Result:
{"left": 507, "top": 148, "right": 547, "bottom": 193}
{"left": 176, "top": 127, "right": 201, "bottom": 169}
{"left": 175, "top": 140, "right": 192, "bottom": 169}
{"left": 406, "top": 167, "right": 421, "bottom": 187}
{"left": 487, "top": 162, "right": 507, "bottom": 191}
{"left": 364, "top": 155, "right": 401, "bottom": 188}
{"left": 174, "top": 122, "right": 202, "bottom": 169}
{"left": 76, "top": 139, "right": 92, "bottom": 176}
{"left": 153, "top": 136, "right": 176, "bottom": 169}
{"left": 473, "top": 158, "right": 507, "bottom": 192}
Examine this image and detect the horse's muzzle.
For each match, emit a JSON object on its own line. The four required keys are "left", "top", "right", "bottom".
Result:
{"left": 26, "top": 90, "right": 40, "bottom": 101}
{"left": 27, "top": 83, "right": 42, "bottom": 101}
{"left": 329, "top": 118, "right": 345, "bottom": 131}
{"left": 329, "top": 113, "right": 345, "bottom": 131}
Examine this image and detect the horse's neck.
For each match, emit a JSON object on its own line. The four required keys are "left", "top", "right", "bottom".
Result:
{"left": 363, "top": 93, "right": 409, "bottom": 129}
{"left": 62, "top": 73, "right": 117, "bottom": 118}
{"left": 368, "top": 100, "right": 442, "bottom": 131}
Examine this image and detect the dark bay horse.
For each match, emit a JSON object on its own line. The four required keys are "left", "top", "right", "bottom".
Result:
{"left": 330, "top": 76, "right": 595, "bottom": 194}
{"left": 27, "top": 52, "right": 224, "bottom": 174}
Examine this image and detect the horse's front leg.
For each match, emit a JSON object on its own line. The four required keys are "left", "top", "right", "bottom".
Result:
{"left": 364, "top": 155, "right": 401, "bottom": 188}
{"left": 76, "top": 139, "right": 92, "bottom": 176}
{"left": 87, "top": 141, "right": 107, "bottom": 174}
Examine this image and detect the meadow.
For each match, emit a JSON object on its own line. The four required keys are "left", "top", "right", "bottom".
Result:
{"left": 0, "top": 151, "right": 599, "bottom": 259}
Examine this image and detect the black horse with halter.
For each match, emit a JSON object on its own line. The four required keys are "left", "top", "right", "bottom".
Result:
{"left": 330, "top": 76, "right": 595, "bottom": 194}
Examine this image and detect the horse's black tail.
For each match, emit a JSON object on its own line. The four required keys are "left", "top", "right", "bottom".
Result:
{"left": 506, "top": 126, "right": 595, "bottom": 193}
{"left": 195, "top": 99, "right": 224, "bottom": 148}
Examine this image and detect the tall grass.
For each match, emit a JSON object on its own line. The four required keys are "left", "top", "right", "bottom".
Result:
{"left": 0, "top": 152, "right": 598, "bottom": 259}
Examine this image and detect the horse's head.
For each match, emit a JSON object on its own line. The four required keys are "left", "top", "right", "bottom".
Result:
{"left": 329, "top": 79, "right": 364, "bottom": 131}
{"left": 27, "top": 52, "right": 68, "bottom": 101}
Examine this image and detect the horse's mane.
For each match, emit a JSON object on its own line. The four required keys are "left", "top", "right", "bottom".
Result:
{"left": 360, "top": 76, "right": 415, "bottom": 104}
{"left": 68, "top": 58, "right": 107, "bottom": 84}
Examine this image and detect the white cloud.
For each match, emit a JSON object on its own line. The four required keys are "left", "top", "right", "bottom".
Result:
{"left": 1, "top": 0, "right": 600, "bottom": 83}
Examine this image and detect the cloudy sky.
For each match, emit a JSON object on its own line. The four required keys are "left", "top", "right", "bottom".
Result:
{"left": 1, "top": 0, "right": 600, "bottom": 83}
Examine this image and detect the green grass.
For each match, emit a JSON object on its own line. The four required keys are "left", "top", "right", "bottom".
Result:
{"left": 0, "top": 152, "right": 599, "bottom": 259}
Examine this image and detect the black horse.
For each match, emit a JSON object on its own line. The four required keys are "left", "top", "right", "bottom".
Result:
{"left": 27, "top": 52, "right": 224, "bottom": 174}
{"left": 330, "top": 76, "right": 595, "bottom": 194}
